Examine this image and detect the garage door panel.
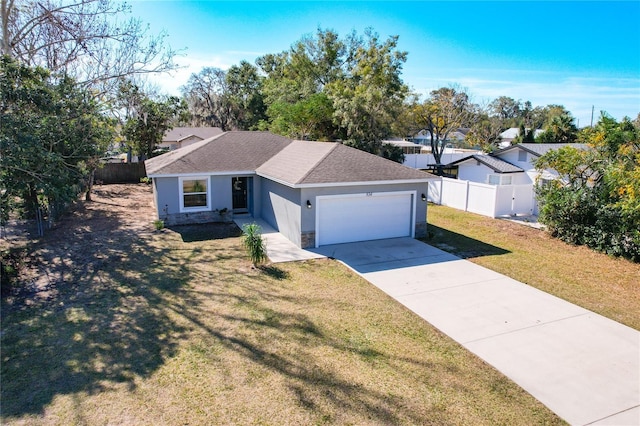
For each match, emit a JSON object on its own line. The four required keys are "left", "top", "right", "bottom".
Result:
{"left": 317, "top": 193, "right": 413, "bottom": 246}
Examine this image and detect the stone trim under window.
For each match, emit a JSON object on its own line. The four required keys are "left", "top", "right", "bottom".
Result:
{"left": 179, "top": 176, "right": 211, "bottom": 212}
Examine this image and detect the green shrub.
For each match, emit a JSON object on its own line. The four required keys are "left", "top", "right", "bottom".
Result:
{"left": 242, "top": 223, "right": 268, "bottom": 267}
{"left": 537, "top": 184, "right": 640, "bottom": 262}
{"left": 153, "top": 219, "right": 164, "bottom": 230}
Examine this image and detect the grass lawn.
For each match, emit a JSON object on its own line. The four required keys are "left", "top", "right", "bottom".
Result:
{"left": 425, "top": 204, "right": 640, "bottom": 331}
{"left": 1, "top": 185, "right": 565, "bottom": 425}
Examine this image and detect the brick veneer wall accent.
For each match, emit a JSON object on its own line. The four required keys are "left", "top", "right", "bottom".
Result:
{"left": 163, "top": 211, "right": 232, "bottom": 226}
{"left": 301, "top": 231, "right": 315, "bottom": 249}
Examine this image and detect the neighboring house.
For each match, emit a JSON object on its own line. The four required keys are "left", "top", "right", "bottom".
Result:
{"left": 158, "top": 127, "right": 223, "bottom": 151}
{"left": 447, "top": 143, "right": 590, "bottom": 186}
{"left": 491, "top": 143, "right": 590, "bottom": 183}
{"left": 411, "top": 128, "right": 470, "bottom": 147}
{"left": 439, "top": 143, "right": 590, "bottom": 216}
{"left": 145, "top": 131, "right": 436, "bottom": 249}
{"left": 447, "top": 154, "right": 528, "bottom": 185}
{"left": 402, "top": 149, "right": 480, "bottom": 174}
{"left": 498, "top": 127, "right": 545, "bottom": 147}
{"left": 383, "top": 139, "right": 424, "bottom": 155}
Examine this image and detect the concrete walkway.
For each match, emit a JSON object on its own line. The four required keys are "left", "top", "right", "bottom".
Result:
{"left": 312, "top": 238, "right": 640, "bottom": 426}
{"left": 233, "top": 218, "right": 325, "bottom": 263}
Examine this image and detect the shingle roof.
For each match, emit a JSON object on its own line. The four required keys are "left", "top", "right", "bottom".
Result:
{"left": 447, "top": 154, "right": 523, "bottom": 173}
{"left": 146, "top": 131, "right": 292, "bottom": 176}
{"left": 301, "top": 143, "right": 435, "bottom": 184}
{"left": 257, "top": 141, "right": 435, "bottom": 186}
{"left": 517, "top": 143, "right": 590, "bottom": 156}
{"left": 494, "top": 143, "right": 590, "bottom": 157}
{"left": 255, "top": 140, "right": 336, "bottom": 184}
{"left": 146, "top": 132, "right": 437, "bottom": 185}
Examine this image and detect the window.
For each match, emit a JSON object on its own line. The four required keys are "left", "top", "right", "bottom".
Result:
{"left": 487, "top": 175, "right": 500, "bottom": 185}
{"left": 180, "top": 177, "right": 210, "bottom": 212}
{"left": 487, "top": 174, "right": 512, "bottom": 185}
{"left": 518, "top": 151, "right": 528, "bottom": 162}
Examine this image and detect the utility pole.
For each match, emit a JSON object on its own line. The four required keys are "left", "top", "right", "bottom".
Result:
{"left": 590, "top": 105, "right": 594, "bottom": 127}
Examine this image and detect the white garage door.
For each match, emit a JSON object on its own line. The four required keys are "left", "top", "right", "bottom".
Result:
{"left": 316, "top": 192, "right": 414, "bottom": 247}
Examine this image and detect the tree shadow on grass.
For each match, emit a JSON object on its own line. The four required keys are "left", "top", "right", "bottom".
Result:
{"left": 0, "top": 197, "right": 189, "bottom": 419}
{"left": 259, "top": 264, "right": 289, "bottom": 280}
{"left": 162, "top": 282, "right": 443, "bottom": 425}
{"left": 423, "top": 224, "right": 510, "bottom": 259}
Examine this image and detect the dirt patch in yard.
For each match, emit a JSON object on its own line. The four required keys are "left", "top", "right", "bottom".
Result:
{"left": 1, "top": 184, "right": 240, "bottom": 304}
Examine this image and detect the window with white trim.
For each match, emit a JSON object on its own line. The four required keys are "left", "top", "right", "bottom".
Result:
{"left": 179, "top": 177, "right": 210, "bottom": 212}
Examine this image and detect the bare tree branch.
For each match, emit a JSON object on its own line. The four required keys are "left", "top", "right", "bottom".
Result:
{"left": 2, "top": 0, "right": 179, "bottom": 101}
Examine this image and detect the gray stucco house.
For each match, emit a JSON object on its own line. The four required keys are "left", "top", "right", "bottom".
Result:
{"left": 145, "top": 131, "right": 436, "bottom": 248}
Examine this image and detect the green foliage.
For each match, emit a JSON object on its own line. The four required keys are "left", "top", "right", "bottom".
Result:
{"left": 153, "top": 219, "right": 165, "bottom": 230}
{"left": 181, "top": 62, "right": 267, "bottom": 131}
{"left": 121, "top": 82, "right": 185, "bottom": 159}
{"left": 536, "top": 112, "right": 578, "bottom": 143}
{"left": 535, "top": 114, "right": 640, "bottom": 261}
{"left": 241, "top": 223, "right": 268, "bottom": 267}
{"left": 267, "top": 93, "right": 334, "bottom": 140}
{"left": 406, "top": 86, "right": 472, "bottom": 170}
{"left": 512, "top": 124, "right": 536, "bottom": 144}
{"left": 379, "top": 143, "right": 405, "bottom": 163}
{"left": 0, "top": 56, "right": 113, "bottom": 230}
{"left": 256, "top": 28, "right": 408, "bottom": 154}
{"left": 488, "top": 96, "right": 522, "bottom": 128}
{"left": 465, "top": 115, "right": 503, "bottom": 152}
{"left": 326, "top": 30, "right": 409, "bottom": 147}
{"left": 225, "top": 61, "right": 267, "bottom": 129}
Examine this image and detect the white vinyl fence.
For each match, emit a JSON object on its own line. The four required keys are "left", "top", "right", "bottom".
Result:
{"left": 428, "top": 177, "right": 535, "bottom": 218}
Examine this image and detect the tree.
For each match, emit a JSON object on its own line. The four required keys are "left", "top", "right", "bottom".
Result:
{"left": 181, "top": 67, "right": 233, "bottom": 130}
{"left": 257, "top": 28, "right": 347, "bottom": 140}
{"left": 256, "top": 28, "right": 408, "bottom": 155}
{"left": 512, "top": 123, "right": 536, "bottom": 144}
{"left": 268, "top": 92, "right": 334, "bottom": 140}
{"left": 379, "top": 143, "right": 405, "bottom": 163}
{"left": 465, "top": 113, "right": 503, "bottom": 152}
{"left": 489, "top": 96, "right": 521, "bottom": 127}
{"left": 1, "top": 0, "right": 178, "bottom": 99}
{"left": 535, "top": 113, "right": 640, "bottom": 260}
{"left": 408, "top": 86, "right": 474, "bottom": 173}
{"left": 536, "top": 112, "right": 578, "bottom": 143}
{"left": 121, "top": 87, "right": 185, "bottom": 160}
{"left": 225, "top": 60, "right": 266, "bottom": 130}
{"left": 1, "top": 56, "right": 113, "bottom": 233}
{"left": 327, "top": 29, "right": 409, "bottom": 153}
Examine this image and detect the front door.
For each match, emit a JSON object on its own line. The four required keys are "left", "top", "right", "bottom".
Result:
{"left": 232, "top": 177, "right": 248, "bottom": 212}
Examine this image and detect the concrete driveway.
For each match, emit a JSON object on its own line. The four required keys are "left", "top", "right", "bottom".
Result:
{"left": 312, "top": 238, "right": 640, "bottom": 426}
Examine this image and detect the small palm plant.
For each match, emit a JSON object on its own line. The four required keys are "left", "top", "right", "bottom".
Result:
{"left": 242, "top": 223, "right": 268, "bottom": 267}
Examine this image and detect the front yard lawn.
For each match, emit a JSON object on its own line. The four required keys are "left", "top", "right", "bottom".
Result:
{"left": 1, "top": 185, "right": 563, "bottom": 425}
{"left": 425, "top": 204, "right": 640, "bottom": 331}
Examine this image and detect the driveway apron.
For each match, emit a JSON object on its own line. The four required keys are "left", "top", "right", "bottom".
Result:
{"left": 312, "top": 238, "right": 640, "bottom": 426}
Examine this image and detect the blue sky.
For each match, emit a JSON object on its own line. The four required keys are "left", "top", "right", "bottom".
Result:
{"left": 131, "top": 1, "right": 640, "bottom": 128}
